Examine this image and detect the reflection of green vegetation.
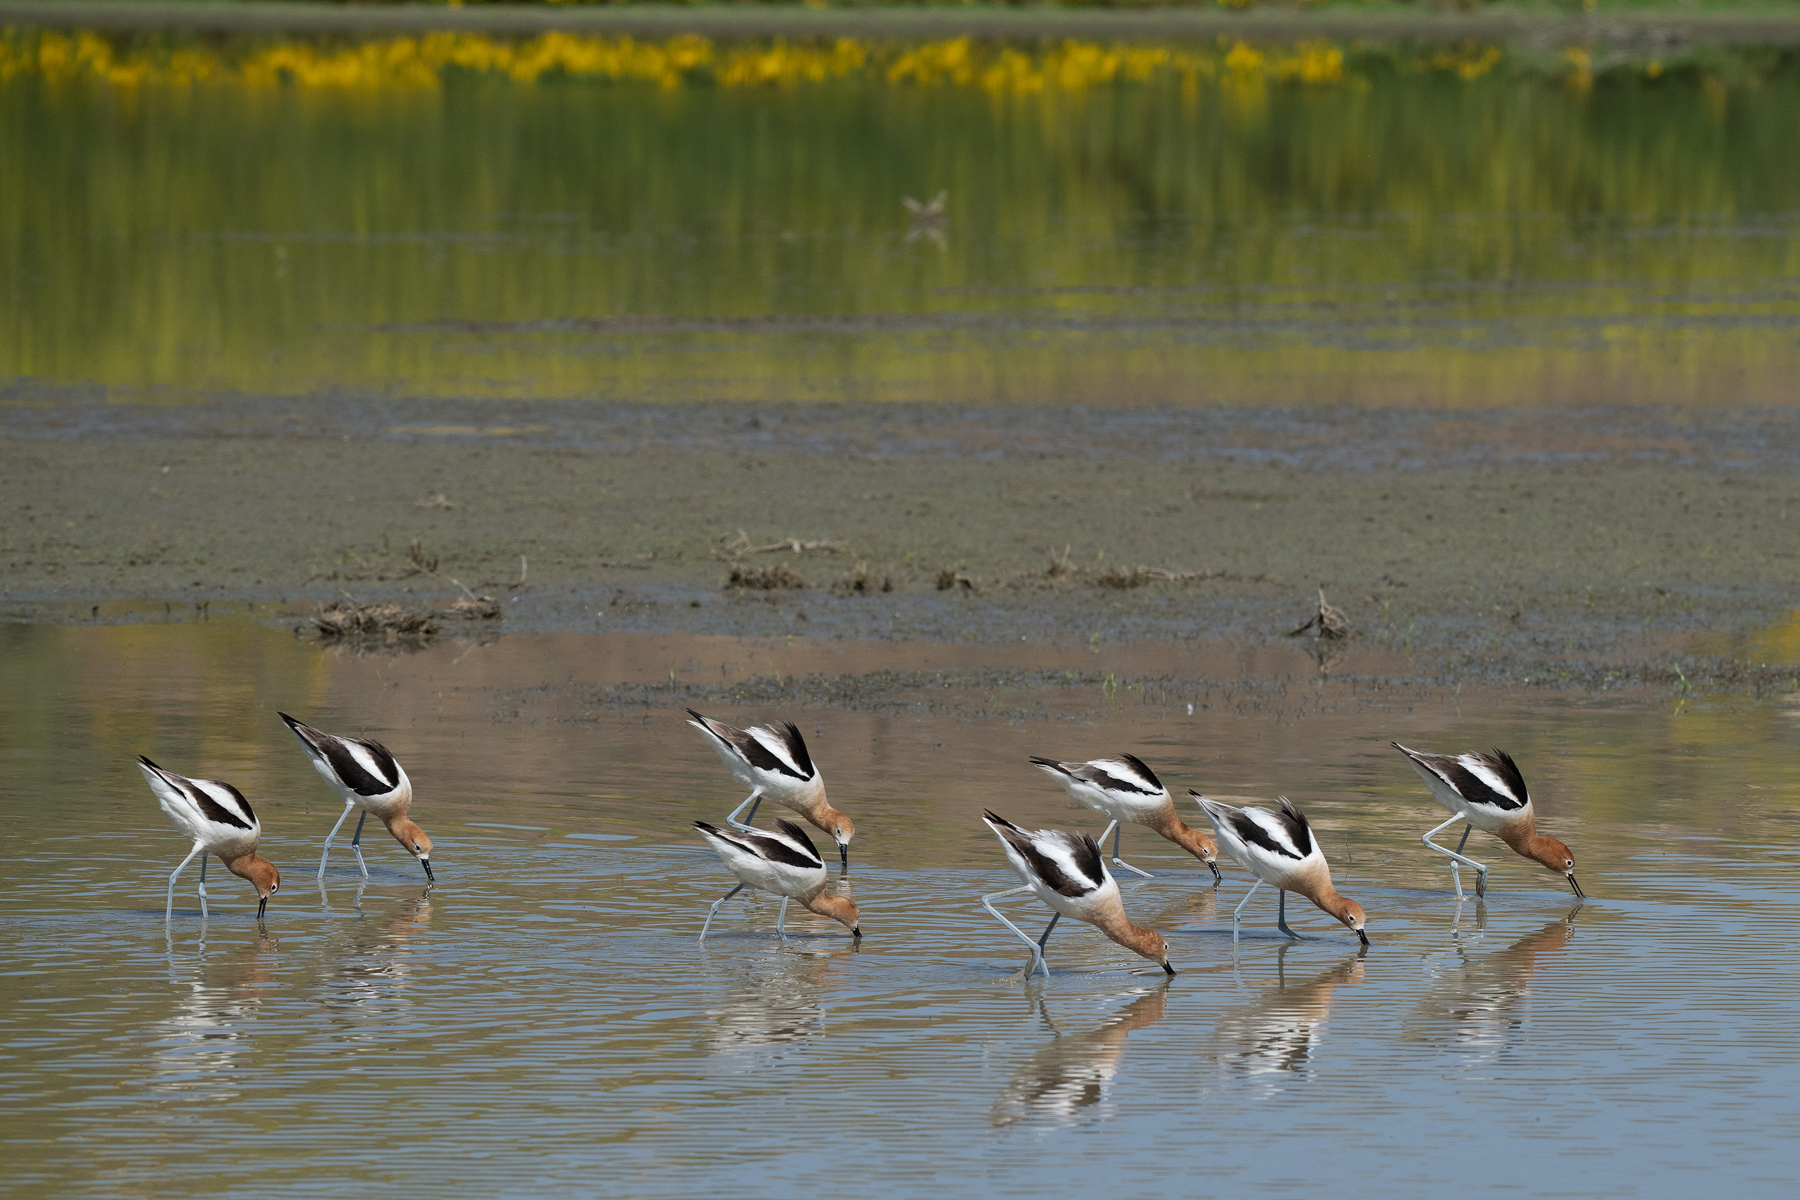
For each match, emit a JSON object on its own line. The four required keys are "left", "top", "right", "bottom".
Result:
{"left": 2, "top": 32, "right": 1798, "bottom": 404}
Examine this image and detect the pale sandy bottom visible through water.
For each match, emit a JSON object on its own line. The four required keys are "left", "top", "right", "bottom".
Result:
{"left": 4, "top": 623, "right": 1800, "bottom": 1197}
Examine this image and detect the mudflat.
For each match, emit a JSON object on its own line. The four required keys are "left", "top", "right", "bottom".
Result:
{"left": 5, "top": 395, "right": 1796, "bottom": 695}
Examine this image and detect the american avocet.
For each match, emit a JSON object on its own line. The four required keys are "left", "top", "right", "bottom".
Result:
{"left": 694, "top": 818, "right": 861, "bottom": 941}
{"left": 980, "top": 811, "right": 1176, "bottom": 977}
{"left": 137, "top": 756, "right": 281, "bottom": 921}
{"left": 1391, "top": 742, "right": 1582, "bottom": 899}
{"left": 686, "top": 710, "right": 856, "bottom": 868}
{"left": 1192, "top": 794, "right": 1368, "bottom": 946}
{"left": 279, "top": 713, "right": 433, "bottom": 883}
{"left": 1029, "top": 753, "right": 1222, "bottom": 882}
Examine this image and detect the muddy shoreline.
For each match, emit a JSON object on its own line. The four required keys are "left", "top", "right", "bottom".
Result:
{"left": 7, "top": 0, "right": 1800, "bottom": 46}
{"left": 5, "top": 394, "right": 1798, "bottom": 698}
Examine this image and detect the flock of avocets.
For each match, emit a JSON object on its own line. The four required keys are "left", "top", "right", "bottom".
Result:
{"left": 139, "top": 709, "right": 1583, "bottom": 975}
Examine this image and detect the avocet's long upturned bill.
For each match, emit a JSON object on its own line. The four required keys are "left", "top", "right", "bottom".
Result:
{"left": 1391, "top": 742, "right": 1582, "bottom": 899}
{"left": 1193, "top": 794, "right": 1368, "bottom": 946}
{"left": 980, "top": 811, "right": 1176, "bottom": 977}
{"left": 279, "top": 713, "right": 433, "bottom": 883}
{"left": 686, "top": 710, "right": 855, "bottom": 868}
{"left": 137, "top": 756, "right": 280, "bottom": 921}
{"left": 1029, "top": 753, "right": 1222, "bottom": 882}
{"left": 693, "top": 818, "right": 861, "bottom": 941}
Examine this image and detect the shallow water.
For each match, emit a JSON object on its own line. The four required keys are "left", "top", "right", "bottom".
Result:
{"left": 4, "top": 622, "right": 1800, "bottom": 1194}
{"left": 5, "top": 39, "right": 1800, "bottom": 408}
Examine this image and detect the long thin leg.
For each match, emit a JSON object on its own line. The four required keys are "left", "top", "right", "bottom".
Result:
{"left": 318, "top": 799, "right": 356, "bottom": 877}
{"left": 1422, "top": 814, "right": 1489, "bottom": 898}
{"left": 1230, "top": 878, "right": 1264, "bottom": 943}
{"left": 198, "top": 853, "right": 210, "bottom": 920}
{"left": 1276, "top": 889, "right": 1302, "bottom": 940}
{"left": 699, "top": 882, "right": 747, "bottom": 941}
{"left": 167, "top": 841, "right": 205, "bottom": 921}
{"left": 1098, "top": 820, "right": 1153, "bottom": 879}
{"left": 349, "top": 811, "right": 370, "bottom": 880}
{"left": 725, "top": 791, "right": 763, "bottom": 832}
{"left": 1036, "top": 911, "right": 1061, "bottom": 951}
{"left": 776, "top": 895, "right": 791, "bottom": 940}
{"left": 981, "top": 884, "right": 1051, "bottom": 977}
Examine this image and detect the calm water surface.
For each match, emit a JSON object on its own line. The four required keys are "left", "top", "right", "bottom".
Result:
{"left": 4, "top": 37, "right": 1799, "bottom": 407}
{"left": 4, "top": 622, "right": 1800, "bottom": 1195}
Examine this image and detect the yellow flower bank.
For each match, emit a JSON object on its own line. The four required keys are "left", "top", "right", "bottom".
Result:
{"left": 0, "top": 29, "right": 1497, "bottom": 93}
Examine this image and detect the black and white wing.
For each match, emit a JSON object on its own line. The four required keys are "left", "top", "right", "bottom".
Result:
{"left": 983, "top": 811, "right": 1107, "bottom": 898}
{"left": 1194, "top": 794, "right": 1313, "bottom": 865}
{"left": 1393, "top": 742, "right": 1530, "bottom": 815}
{"left": 280, "top": 713, "right": 406, "bottom": 799}
{"left": 687, "top": 710, "right": 816, "bottom": 782}
{"left": 138, "top": 756, "right": 258, "bottom": 838}
{"left": 1030, "top": 753, "right": 1164, "bottom": 798}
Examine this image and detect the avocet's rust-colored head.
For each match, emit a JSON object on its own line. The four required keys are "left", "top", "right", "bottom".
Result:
{"left": 808, "top": 892, "right": 862, "bottom": 938}
{"left": 1144, "top": 929, "right": 1177, "bottom": 976}
{"left": 229, "top": 854, "right": 281, "bottom": 919}
{"left": 389, "top": 817, "right": 435, "bottom": 882}
{"left": 1333, "top": 897, "right": 1370, "bottom": 947}
{"left": 1527, "top": 836, "right": 1582, "bottom": 897}
{"left": 830, "top": 813, "right": 855, "bottom": 866}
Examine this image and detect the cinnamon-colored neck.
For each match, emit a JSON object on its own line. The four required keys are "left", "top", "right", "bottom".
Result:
{"left": 1144, "top": 810, "right": 1218, "bottom": 863}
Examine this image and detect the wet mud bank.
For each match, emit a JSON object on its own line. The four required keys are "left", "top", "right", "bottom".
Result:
{"left": 4, "top": 395, "right": 1798, "bottom": 698}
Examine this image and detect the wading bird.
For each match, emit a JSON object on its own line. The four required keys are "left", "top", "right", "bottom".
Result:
{"left": 1029, "top": 753, "right": 1221, "bottom": 882}
{"left": 279, "top": 713, "right": 433, "bottom": 883}
{"left": 687, "top": 710, "right": 855, "bottom": 868}
{"left": 1391, "top": 742, "right": 1582, "bottom": 899}
{"left": 694, "top": 818, "right": 861, "bottom": 941}
{"left": 1192, "top": 795, "right": 1368, "bottom": 946}
{"left": 980, "top": 811, "right": 1176, "bottom": 978}
{"left": 137, "top": 756, "right": 280, "bottom": 921}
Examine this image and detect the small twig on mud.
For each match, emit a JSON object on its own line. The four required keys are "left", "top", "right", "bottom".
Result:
{"left": 714, "top": 530, "right": 846, "bottom": 561}
{"left": 1047, "top": 545, "right": 1077, "bottom": 579}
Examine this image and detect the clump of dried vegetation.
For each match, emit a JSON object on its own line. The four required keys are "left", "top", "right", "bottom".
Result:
{"left": 832, "top": 563, "right": 894, "bottom": 596}
{"left": 936, "top": 568, "right": 975, "bottom": 593}
{"left": 726, "top": 563, "right": 808, "bottom": 591}
{"left": 313, "top": 592, "right": 502, "bottom": 645}
{"left": 1287, "top": 588, "right": 1352, "bottom": 639}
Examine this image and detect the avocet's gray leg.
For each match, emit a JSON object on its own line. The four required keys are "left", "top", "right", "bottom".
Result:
{"left": 318, "top": 799, "right": 356, "bottom": 877}
{"left": 1037, "top": 911, "right": 1061, "bottom": 952}
{"left": 167, "top": 840, "right": 205, "bottom": 921}
{"left": 1098, "top": 820, "right": 1153, "bottom": 879}
{"left": 699, "top": 882, "right": 747, "bottom": 941}
{"left": 197, "top": 852, "right": 210, "bottom": 920}
{"left": 726, "top": 792, "right": 763, "bottom": 832}
{"left": 1276, "top": 889, "right": 1302, "bottom": 941}
{"left": 981, "top": 884, "right": 1051, "bottom": 977}
{"left": 1422, "top": 815, "right": 1488, "bottom": 898}
{"left": 776, "top": 895, "right": 791, "bottom": 940}
{"left": 349, "top": 811, "right": 370, "bottom": 880}
{"left": 1230, "top": 878, "right": 1264, "bottom": 943}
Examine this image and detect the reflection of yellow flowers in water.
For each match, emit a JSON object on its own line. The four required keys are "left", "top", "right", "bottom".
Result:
{"left": 1736, "top": 612, "right": 1800, "bottom": 667}
{"left": 1429, "top": 42, "right": 1504, "bottom": 81}
{"left": 0, "top": 30, "right": 1470, "bottom": 95}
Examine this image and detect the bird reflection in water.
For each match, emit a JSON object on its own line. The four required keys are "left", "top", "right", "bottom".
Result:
{"left": 1212, "top": 945, "right": 1366, "bottom": 1076}
{"left": 317, "top": 893, "right": 434, "bottom": 1017}
{"left": 1405, "top": 900, "right": 1582, "bottom": 1054}
{"left": 991, "top": 984, "right": 1170, "bottom": 1127}
{"left": 702, "top": 938, "right": 858, "bottom": 1056}
{"left": 149, "top": 929, "right": 280, "bottom": 1102}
